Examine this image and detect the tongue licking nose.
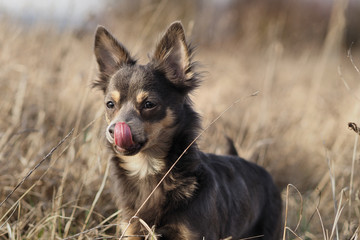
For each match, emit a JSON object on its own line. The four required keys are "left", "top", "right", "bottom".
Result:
{"left": 114, "top": 122, "right": 135, "bottom": 149}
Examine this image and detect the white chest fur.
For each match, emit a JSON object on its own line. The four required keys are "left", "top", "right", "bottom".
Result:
{"left": 119, "top": 153, "right": 165, "bottom": 179}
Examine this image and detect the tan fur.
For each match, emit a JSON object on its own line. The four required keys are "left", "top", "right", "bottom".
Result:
{"left": 145, "top": 108, "right": 176, "bottom": 133}
{"left": 143, "top": 109, "right": 176, "bottom": 154}
{"left": 160, "top": 109, "right": 176, "bottom": 128}
{"left": 177, "top": 224, "right": 198, "bottom": 240}
{"left": 111, "top": 90, "right": 121, "bottom": 103}
{"left": 164, "top": 173, "right": 198, "bottom": 199}
{"left": 136, "top": 90, "right": 149, "bottom": 104}
{"left": 121, "top": 222, "right": 142, "bottom": 240}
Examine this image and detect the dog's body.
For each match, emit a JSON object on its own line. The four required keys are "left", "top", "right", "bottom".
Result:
{"left": 93, "top": 22, "right": 282, "bottom": 240}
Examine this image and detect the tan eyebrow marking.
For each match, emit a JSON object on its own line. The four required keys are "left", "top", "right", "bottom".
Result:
{"left": 111, "top": 91, "right": 120, "bottom": 103}
{"left": 136, "top": 90, "right": 149, "bottom": 104}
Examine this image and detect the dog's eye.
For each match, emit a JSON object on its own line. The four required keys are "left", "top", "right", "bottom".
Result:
{"left": 106, "top": 101, "right": 115, "bottom": 109}
{"left": 144, "top": 101, "right": 156, "bottom": 109}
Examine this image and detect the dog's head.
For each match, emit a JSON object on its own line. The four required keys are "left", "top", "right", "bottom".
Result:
{"left": 93, "top": 22, "right": 199, "bottom": 159}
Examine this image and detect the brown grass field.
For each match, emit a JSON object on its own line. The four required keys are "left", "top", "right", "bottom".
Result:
{"left": 0, "top": 1, "right": 360, "bottom": 239}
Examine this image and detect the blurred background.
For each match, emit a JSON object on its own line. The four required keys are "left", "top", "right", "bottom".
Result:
{"left": 0, "top": 0, "right": 360, "bottom": 239}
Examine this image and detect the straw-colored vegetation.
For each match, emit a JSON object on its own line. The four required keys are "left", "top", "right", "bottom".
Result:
{"left": 0, "top": 0, "right": 359, "bottom": 239}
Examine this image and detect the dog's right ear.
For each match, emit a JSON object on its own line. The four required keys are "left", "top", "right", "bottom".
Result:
{"left": 93, "top": 26, "right": 135, "bottom": 92}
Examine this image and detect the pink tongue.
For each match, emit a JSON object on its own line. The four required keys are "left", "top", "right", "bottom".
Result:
{"left": 114, "top": 122, "right": 135, "bottom": 149}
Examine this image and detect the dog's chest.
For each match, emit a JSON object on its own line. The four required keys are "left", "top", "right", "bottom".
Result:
{"left": 119, "top": 153, "right": 165, "bottom": 178}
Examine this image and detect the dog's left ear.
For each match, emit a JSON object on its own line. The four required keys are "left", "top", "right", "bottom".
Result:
{"left": 153, "top": 22, "right": 199, "bottom": 92}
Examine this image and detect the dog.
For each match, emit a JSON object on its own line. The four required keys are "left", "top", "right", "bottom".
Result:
{"left": 92, "top": 21, "right": 282, "bottom": 240}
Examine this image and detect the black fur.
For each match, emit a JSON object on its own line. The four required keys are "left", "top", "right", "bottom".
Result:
{"left": 93, "top": 21, "right": 282, "bottom": 240}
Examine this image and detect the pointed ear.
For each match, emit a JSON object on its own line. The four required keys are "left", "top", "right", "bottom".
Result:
{"left": 93, "top": 26, "right": 135, "bottom": 92}
{"left": 153, "top": 22, "right": 199, "bottom": 92}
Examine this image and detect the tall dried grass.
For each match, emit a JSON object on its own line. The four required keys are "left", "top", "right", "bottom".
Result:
{"left": 0, "top": 0, "right": 360, "bottom": 239}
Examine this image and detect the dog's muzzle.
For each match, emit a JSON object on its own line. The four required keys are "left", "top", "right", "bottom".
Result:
{"left": 107, "top": 122, "right": 143, "bottom": 155}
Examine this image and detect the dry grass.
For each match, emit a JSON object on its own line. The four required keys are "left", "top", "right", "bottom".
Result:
{"left": 0, "top": 1, "right": 360, "bottom": 239}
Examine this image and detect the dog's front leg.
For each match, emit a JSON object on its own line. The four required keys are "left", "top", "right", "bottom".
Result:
{"left": 156, "top": 224, "right": 198, "bottom": 240}
{"left": 120, "top": 222, "right": 143, "bottom": 240}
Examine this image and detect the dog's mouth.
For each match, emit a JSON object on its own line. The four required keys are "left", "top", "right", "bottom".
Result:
{"left": 106, "top": 122, "right": 145, "bottom": 156}
{"left": 114, "top": 142, "right": 143, "bottom": 156}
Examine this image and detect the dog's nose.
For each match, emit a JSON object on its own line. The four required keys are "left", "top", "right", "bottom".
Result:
{"left": 108, "top": 123, "right": 115, "bottom": 138}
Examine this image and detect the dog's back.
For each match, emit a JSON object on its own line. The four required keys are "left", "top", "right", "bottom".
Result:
{"left": 202, "top": 153, "right": 282, "bottom": 239}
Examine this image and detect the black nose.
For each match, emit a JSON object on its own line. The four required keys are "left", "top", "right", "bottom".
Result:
{"left": 108, "top": 123, "right": 115, "bottom": 137}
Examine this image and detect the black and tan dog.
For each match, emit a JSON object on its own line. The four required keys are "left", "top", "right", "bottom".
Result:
{"left": 93, "top": 21, "right": 282, "bottom": 240}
